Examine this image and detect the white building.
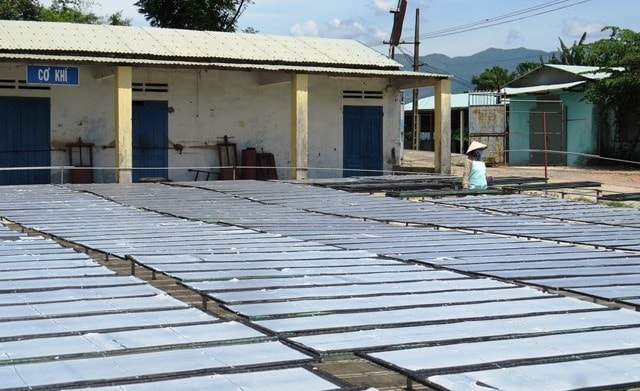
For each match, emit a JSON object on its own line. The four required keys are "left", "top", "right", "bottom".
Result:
{"left": 0, "top": 20, "right": 452, "bottom": 184}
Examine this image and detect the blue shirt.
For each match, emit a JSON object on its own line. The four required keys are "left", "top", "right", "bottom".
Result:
{"left": 468, "top": 160, "right": 487, "bottom": 189}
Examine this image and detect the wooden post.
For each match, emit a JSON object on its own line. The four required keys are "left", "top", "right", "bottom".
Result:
{"left": 434, "top": 78, "right": 452, "bottom": 174}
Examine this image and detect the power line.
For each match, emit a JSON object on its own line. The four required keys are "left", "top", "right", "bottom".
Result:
{"left": 397, "top": 46, "right": 475, "bottom": 90}
{"left": 375, "top": 0, "right": 591, "bottom": 90}
{"left": 417, "top": 0, "right": 576, "bottom": 38}
{"left": 364, "top": 0, "right": 592, "bottom": 47}
{"left": 419, "top": 0, "right": 592, "bottom": 40}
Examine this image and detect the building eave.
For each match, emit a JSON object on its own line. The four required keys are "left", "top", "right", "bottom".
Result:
{"left": 0, "top": 53, "right": 449, "bottom": 88}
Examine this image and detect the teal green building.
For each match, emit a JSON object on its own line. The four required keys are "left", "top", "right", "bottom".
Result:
{"left": 503, "top": 64, "right": 613, "bottom": 166}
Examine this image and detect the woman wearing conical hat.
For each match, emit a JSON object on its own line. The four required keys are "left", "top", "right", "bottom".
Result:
{"left": 462, "top": 141, "right": 491, "bottom": 189}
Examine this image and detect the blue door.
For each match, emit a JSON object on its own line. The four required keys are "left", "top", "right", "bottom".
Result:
{"left": 343, "top": 105, "right": 383, "bottom": 177}
{"left": 0, "top": 97, "right": 51, "bottom": 185}
{"left": 132, "top": 100, "right": 168, "bottom": 181}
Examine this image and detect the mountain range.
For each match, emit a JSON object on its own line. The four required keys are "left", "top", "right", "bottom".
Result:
{"left": 396, "top": 47, "right": 555, "bottom": 97}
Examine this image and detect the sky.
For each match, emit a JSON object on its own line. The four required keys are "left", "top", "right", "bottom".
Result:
{"left": 45, "top": 0, "right": 640, "bottom": 58}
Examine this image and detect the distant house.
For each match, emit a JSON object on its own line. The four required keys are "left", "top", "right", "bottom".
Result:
{"left": 404, "top": 92, "right": 507, "bottom": 165}
{"left": 502, "top": 64, "right": 617, "bottom": 166}
{"left": 0, "top": 20, "right": 453, "bottom": 184}
{"left": 404, "top": 93, "right": 469, "bottom": 152}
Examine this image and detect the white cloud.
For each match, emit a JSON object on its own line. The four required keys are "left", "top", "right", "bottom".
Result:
{"left": 290, "top": 20, "right": 321, "bottom": 37}
{"left": 329, "top": 18, "right": 367, "bottom": 37}
{"left": 370, "top": 0, "right": 433, "bottom": 15}
{"left": 505, "top": 28, "right": 524, "bottom": 46}
{"left": 372, "top": 28, "right": 390, "bottom": 42}
{"left": 561, "top": 18, "right": 607, "bottom": 41}
{"left": 291, "top": 17, "right": 386, "bottom": 44}
{"left": 371, "top": 0, "right": 396, "bottom": 13}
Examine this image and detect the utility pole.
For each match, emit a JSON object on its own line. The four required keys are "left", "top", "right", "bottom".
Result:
{"left": 411, "top": 8, "right": 420, "bottom": 151}
{"left": 386, "top": 0, "right": 407, "bottom": 59}
{"left": 384, "top": 1, "right": 421, "bottom": 150}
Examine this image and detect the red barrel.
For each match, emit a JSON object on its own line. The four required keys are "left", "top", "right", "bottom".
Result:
{"left": 241, "top": 148, "right": 257, "bottom": 179}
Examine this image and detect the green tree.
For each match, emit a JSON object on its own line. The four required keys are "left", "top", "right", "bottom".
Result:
{"left": 41, "top": 0, "right": 101, "bottom": 23}
{"left": 541, "top": 33, "right": 588, "bottom": 65}
{"left": 0, "top": 0, "right": 42, "bottom": 20}
{"left": 1, "top": 0, "right": 131, "bottom": 25}
{"left": 514, "top": 61, "right": 540, "bottom": 77}
{"left": 242, "top": 26, "right": 258, "bottom": 34}
{"left": 471, "top": 66, "right": 514, "bottom": 91}
{"left": 134, "top": 0, "right": 252, "bottom": 31}
{"left": 557, "top": 32, "right": 588, "bottom": 65}
{"left": 102, "top": 10, "right": 131, "bottom": 26}
{"left": 584, "top": 27, "right": 640, "bottom": 159}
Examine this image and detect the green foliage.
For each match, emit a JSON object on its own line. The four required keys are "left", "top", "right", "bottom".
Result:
{"left": 41, "top": 0, "right": 101, "bottom": 24}
{"left": 585, "top": 27, "right": 639, "bottom": 68}
{"left": 471, "top": 65, "right": 514, "bottom": 91}
{"left": 49, "top": 0, "right": 84, "bottom": 11}
{"left": 514, "top": 61, "right": 540, "bottom": 77}
{"left": 584, "top": 27, "right": 640, "bottom": 158}
{"left": 557, "top": 32, "right": 588, "bottom": 65}
{"left": 541, "top": 33, "right": 588, "bottom": 65}
{"left": 0, "top": 0, "right": 130, "bottom": 25}
{"left": 472, "top": 60, "right": 543, "bottom": 91}
{"left": 0, "top": 0, "right": 42, "bottom": 20}
{"left": 134, "top": 0, "right": 253, "bottom": 32}
{"left": 242, "top": 26, "right": 258, "bottom": 34}
{"left": 103, "top": 10, "right": 131, "bottom": 26}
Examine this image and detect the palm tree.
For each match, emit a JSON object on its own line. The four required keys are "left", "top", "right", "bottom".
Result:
{"left": 558, "top": 32, "right": 588, "bottom": 65}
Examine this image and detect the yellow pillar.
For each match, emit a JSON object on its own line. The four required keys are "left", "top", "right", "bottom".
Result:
{"left": 290, "top": 74, "right": 309, "bottom": 180}
{"left": 115, "top": 66, "right": 133, "bottom": 183}
{"left": 434, "top": 78, "right": 452, "bottom": 174}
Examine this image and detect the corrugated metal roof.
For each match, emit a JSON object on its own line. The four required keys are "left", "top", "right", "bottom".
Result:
{"left": 502, "top": 81, "right": 586, "bottom": 96}
{"left": 544, "top": 64, "right": 618, "bottom": 80}
{"left": 0, "top": 20, "right": 402, "bottom": 70}
{"left": 405, "top": 93, "right": 470, "bottom": 110}
{"left": 0, "top": 53, "right": 447, "bottom": 81}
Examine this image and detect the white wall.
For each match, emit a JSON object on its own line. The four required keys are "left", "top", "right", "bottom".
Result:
{"left": 164, "top": 68, "right": 291, "bottom": 180}
{"left": 308, "top": 76, "right": 404, "bottom": 178}
{"left": 0, "top": 63, "right": 403, "bottom": 182}
{"left": 56, "top": 67, "right": 117, "bottom": 182}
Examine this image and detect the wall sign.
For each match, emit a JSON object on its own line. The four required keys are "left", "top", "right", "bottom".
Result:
{"left": 27, "top": 65, "right": 79, "bottom": 86}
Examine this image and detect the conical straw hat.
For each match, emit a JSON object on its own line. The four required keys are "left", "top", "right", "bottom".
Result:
{"left": 466, "top": 141, "right": 487, "bottom": 154}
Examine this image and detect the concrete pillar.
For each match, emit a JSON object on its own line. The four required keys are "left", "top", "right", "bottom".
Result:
{"left": 290, "top": 74, "right": 309, "bottom": 180}
{"left": 434, "top": 78, "right": 452, "bottom": 174}
{"left": 115, "top": 66, "right": 133, "bottom": 183}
